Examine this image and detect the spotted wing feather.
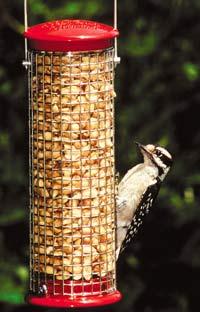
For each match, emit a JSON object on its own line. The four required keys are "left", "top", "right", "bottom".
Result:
{"left": 119, "top": 179, "right": 161, "bottom": 255}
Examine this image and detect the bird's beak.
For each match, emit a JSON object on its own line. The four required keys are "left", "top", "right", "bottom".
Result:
{"left": 135, "top": 142, "right": 154, "bottom": 159}
{"left": 135, "top": 141, "right": 143, "bottom": 150}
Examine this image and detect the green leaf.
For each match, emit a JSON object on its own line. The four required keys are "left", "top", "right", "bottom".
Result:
{"left": 0, "top": 292, "right": 24, "bottom": 305}
{"left": 31, "top": 1, "right": 48, "bottom": 15}
{"left": 0, "top": 209, "right": 25, "bottom": 226}
{"left": 186, "top": 174, "right": 200, "bottom": 184}
{"left": 135, "top": 18, "right": 146, "bottom": 30}
{"left": 84, "top": 2, "right": 101, "bottom": 16}
{"left": 158, "top": 135, "right": 170, "bottom": 147}
{"left": 170, "top": 193, "right": 183, "bottom": 209}
{"left": 0, "top": 66, "right": 5, "bottom": 79}
{"left": 16, "top": 266, "right": 29, "bottom": 283}
{"left": 0, "top": 132, "right": 9, "bottom": 149}
{"left": 64, "top": 2, "right": 82, "bottom": 15}
{"left": 0, "top": 82, "right": 12, "bottom": 95}
{"left": 126, "top": 256, "right": 139, "bottom": 268}
{"left": 126, "top": 31, "right": 159, "bottom": 57}
{"left": 0, "top": 268, "right": 26, "bottom": 305}
{"left": 184, "top": 187, "right": 195, "bottom": 204}
{"left": 182, "top": 62, "right": 199, "bottom": 81}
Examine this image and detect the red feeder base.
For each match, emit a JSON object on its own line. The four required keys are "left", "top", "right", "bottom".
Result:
{"left": 26, "top": 277, "right": 122, "bottom": 308}
{"left": 27, "top": 290, "right": 122, "bottom": 308}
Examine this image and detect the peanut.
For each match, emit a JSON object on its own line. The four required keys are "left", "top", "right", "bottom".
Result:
{"left": 31, "top": 51, "right": 115, "bottom": 281}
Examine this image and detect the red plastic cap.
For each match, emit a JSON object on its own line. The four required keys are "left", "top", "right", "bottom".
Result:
{"left": 24, "top": 19, "right": 119, "bottom": 52}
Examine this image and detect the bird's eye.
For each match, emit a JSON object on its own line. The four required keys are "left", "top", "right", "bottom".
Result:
{"left": 155, "top": 148, "right": 173, "bottom": 167}
{"left": 155, "top": 149, "right": 162, "bottom": 157}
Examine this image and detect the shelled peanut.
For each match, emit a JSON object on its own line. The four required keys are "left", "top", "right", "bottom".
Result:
{"left": 31, "top": 50, "right": 116, "bottom": 281}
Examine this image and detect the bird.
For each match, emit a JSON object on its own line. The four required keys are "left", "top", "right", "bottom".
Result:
{"left": 116, "top": 142, "right": 173, "bottom": 260}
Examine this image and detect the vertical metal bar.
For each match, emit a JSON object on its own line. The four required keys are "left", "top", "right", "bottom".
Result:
{"left": 60, "top": 53, "right": 65, "bottom": 295}
{"left": 23, "top": 0, "right": 31, "bottom": 69}
{"left": 24, "top": 0, "right": 28, "bottom": 61}
{"left": 24, "top": 0, "right": 28, "bottom": 32}
{"left": 95, "top": 51, "right": 100, "bottom": 296}
{"left": 114, "top": 0, "right": 117, "bottom": 35}
{"left": 29, "top": 51, "right": 33, "bottom": 292}
{"left": 79, "top": 53, "right": 84, "bottom": 296}
{"left": 35, "top": 53, "right": 41, "bottom": 293}
{"left": 105, "top": 49, "right": 109, "bottom": 291}
{"left": 42, "top": 53, "right": 47, "bottom": 288}
{"left": 96, "top": 51, "right": 101, "bottom": 291}
{"left": 88, "top": 52, "right": 93, "bottom": 294}
{"left": 114, "top": 0, "right": 120, "bottom": 66}
{"left": 69, "top": 53, "right": 74, "bottom": 298}
{"left": 111, "top": 48, "right": 117, "bottom": 289}
{"left": 32, "top": 52, "right": 37, "bottom": 293}
{"left": 50, "top": 52, "right": 56, "bottom": 296}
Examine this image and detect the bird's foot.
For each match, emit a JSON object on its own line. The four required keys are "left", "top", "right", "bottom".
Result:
{"left": 116, "top": 196, "right": 127, "bottom": 210}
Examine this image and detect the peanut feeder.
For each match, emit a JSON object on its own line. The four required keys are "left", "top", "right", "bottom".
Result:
{"left": 24, "top": 15, "right": 121, "bottom": 308}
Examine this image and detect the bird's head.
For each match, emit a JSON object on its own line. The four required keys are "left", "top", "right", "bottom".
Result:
{"left": 136, "top": 142, "right": 173, "bottom": 181}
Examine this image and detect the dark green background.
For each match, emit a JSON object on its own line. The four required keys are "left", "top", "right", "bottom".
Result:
{"left": 0, "top": 0, "right": 200, "bottom": 311}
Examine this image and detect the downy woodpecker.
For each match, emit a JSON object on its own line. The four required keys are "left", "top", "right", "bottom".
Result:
{"left": 116, "top": 142, "right": 172, "bottom": 259}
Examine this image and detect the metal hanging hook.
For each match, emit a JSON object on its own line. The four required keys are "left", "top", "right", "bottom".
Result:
{"left": 24, "top": 0, "right": 28, "bottom": 32}
{"left": 22, "top": 0, "right": 31, "bottom": 69}
{"left": 114, "top": 0, "right": 121, "bottom": 66}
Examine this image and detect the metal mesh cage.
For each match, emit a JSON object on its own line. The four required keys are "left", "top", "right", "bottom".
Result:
{"left": 28, "top": 48, "right": 118, "bottom": 300}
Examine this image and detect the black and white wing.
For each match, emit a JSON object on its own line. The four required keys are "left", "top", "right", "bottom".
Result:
{"left": 119, "top": 179, "right": 161, "bottom": 256}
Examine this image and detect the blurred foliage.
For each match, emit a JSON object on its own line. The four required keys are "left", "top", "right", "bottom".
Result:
{"left": 0, "top": 0, "right": 200, "bottom": 311}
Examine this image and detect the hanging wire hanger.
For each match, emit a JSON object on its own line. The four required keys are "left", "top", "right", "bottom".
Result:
{"left": 114, "top": 0, "right": 121, "bottom": 66}
{"left": 22, "top": 0, "right": 31, "bottom": 68}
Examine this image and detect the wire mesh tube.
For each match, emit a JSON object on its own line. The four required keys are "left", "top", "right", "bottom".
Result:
{"left": 29, "top": 48, "right": 117, "bottom": 297}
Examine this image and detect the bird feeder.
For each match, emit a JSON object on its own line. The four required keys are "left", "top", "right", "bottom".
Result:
{"left": 23, "top": 0, "right": 122, "bottom": 308}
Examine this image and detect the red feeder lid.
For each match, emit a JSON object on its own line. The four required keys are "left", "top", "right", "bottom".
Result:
{"left": 24, "top": 19, "right": 119, "bottom": 52}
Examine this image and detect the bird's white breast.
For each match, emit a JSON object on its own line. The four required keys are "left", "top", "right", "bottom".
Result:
{"left": 117, "top": 164, "right": 158, "bottom": 226}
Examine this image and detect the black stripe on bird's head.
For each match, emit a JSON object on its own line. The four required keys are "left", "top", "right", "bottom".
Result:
{"left": 135, "top": 142, "right": 173, "bottom": 180}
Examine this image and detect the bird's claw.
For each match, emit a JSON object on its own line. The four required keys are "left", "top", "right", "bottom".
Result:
{"left": 116, "top": 195, "right": 127, "bottom": 210}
